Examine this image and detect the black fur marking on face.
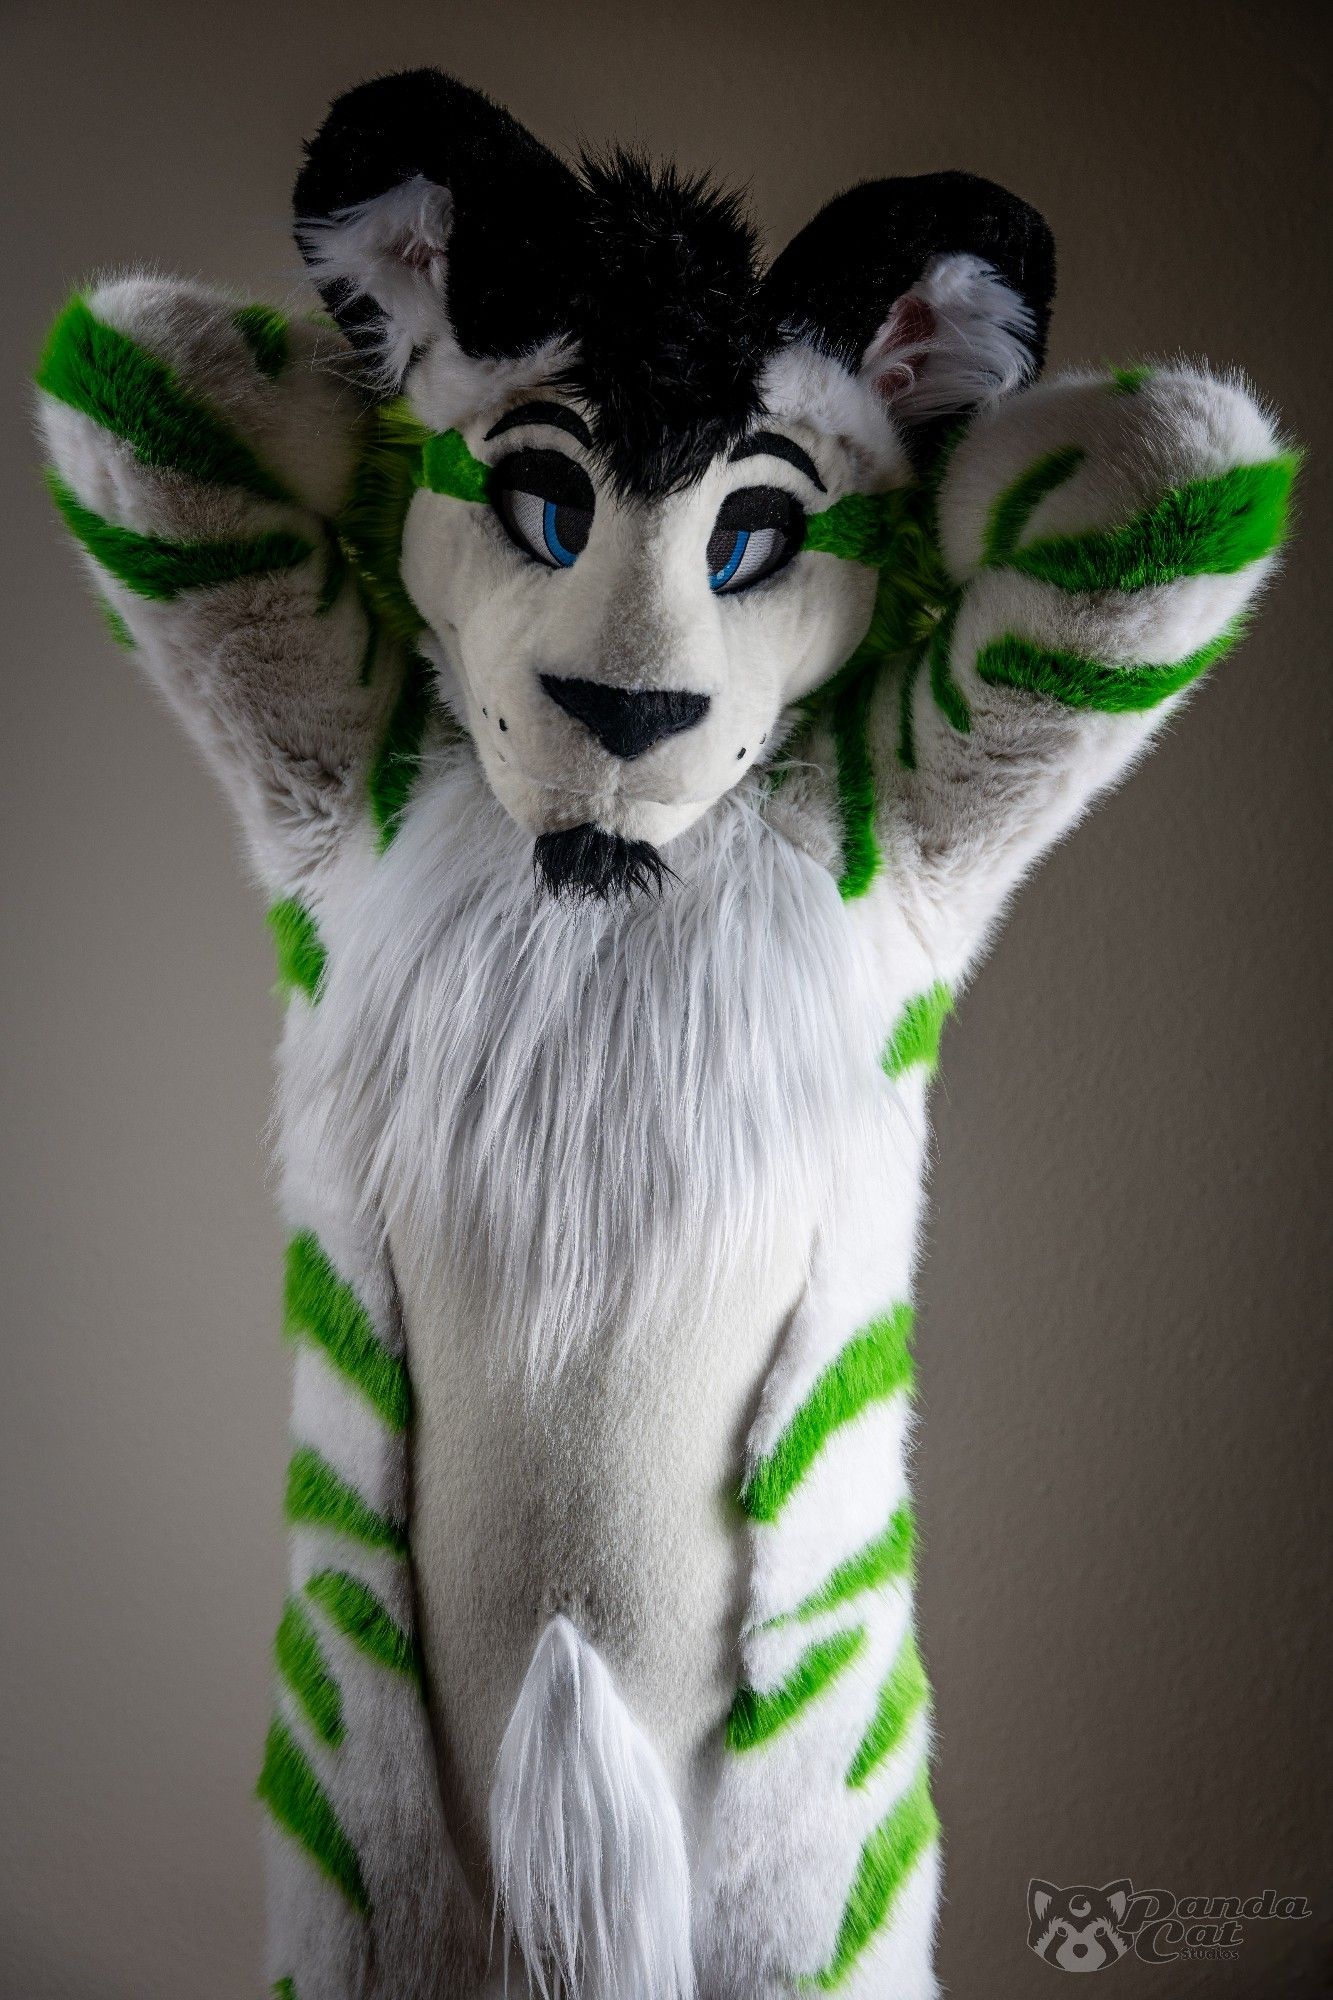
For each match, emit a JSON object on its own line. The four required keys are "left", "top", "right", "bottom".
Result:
{"left": 729, "top": 431, "right": 827, "bottom": 492}
{"left": 297, "top": 75, "right": 1056, "bottom": 494}
{"left": 533, "top": 825, "right": 675, "bottom": 902}
{"left": 485, "top": 401, "right": 593, "bottom": 448}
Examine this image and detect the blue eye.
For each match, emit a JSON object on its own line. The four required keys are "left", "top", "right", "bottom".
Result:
{"left": 707, "top": 487, "right": 805, "bottom": 594}
{"left": 708, "top": 530, "right": 751, "bottom": 590}
{"left": 541, "top": 499, "right": 580, "bottom": 568}
{"left": 492, "top": 448, "right": 595, "bottom": 571}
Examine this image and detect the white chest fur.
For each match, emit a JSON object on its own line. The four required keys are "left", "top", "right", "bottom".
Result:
{"left": 280, "top": 750, "right": 905, "bottom": 1863}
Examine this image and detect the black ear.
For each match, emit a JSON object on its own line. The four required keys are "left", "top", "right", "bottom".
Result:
{"left": 761, "top": 172, "right": 1055, "bottom": 435}
{"left": 293, "top": 69, "right": 580, "bottom": 384}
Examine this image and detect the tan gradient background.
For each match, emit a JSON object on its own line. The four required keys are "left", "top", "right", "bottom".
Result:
{"left": 2, "top": 1, "right": 1330, "bottom": 1994}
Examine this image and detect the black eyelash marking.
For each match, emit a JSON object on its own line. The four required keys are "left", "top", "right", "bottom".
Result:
{"left": 485, "top": 401, "right": 594, "bottom": 448}
{"left": 728, "top": 430, "right": 826, "bottom": 492}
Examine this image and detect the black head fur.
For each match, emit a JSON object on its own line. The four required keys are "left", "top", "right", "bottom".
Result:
{"left": 296, "top": 74, "right": 1056, "bottom": 493}
{"left": 533, "top": 825, "right": 674, "bottom": 902}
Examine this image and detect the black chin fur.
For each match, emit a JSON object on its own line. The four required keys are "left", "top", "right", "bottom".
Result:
{"left": 534, "top": 825, "right": 674, "bottom": 903}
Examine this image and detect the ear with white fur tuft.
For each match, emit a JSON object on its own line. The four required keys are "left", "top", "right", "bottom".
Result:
{"left": 294, "top": 68, "right": 580, "bottom": 399}
{"left": 761, "top": 170, "right": 1055, "bottom": 460}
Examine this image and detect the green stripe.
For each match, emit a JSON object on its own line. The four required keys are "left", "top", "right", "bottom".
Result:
{"left": 267, "top": 899, "right": 326, "bottom": 1002}
{"left": 726, "top": 1629, "right": 865, "bottom": 1752}
{"left": 99, "top": 597, "right": 135, "bottom": 649}
{"left": 284, "top": 1447, "right": 407, "bottom": 1556}
{"left": 368, "top": 651, "right": 435, "bottom": 849}
{"left": 803, "top": 490, "right": 909, "bottom": 569}
{"left": 274, "top": 1596, "right": 344, "bottom": 1747}
{"left": 1002, "top": 454, "right": 1297, "bottom": 594}
{"left": 307, "top": 1570, "right": 421, "bottom": 1688}
{"left": 256, "top": 1718, "right": 369, "bottom": 1915}
{"left": 813, "top": 1765, "right": 938, "bottom": 1987}
{"left": 831, "top": 666, "right": 882, "bottom": 898}
{"left": 784, "top": 1508, "right": 915, "bottom": 1625}
{"left": 338, "top": 403, "right": 427, "bottom": 645}
{"left": 883, "top": 984, "right": 952, "bottom": 1081}
{"left": 284, "top": 1233, "right": 410, "bottom": 1429}
{"left": 926, "top": 599, "right": 970, "bottom": 734}
{"left": 741, "top": 1306, "right": 915, "bottom": 1524}
{"left": 273, "top": 1982, "right": 299, "bottom": 2000}
{"left": 1110, "top": 364, "right": 1151, "bottom": 395}
{"left": 976, "top": 622, "right": 1241, "bottom": 715}
{"left": 46, "top": 473, "right": 312, "bottom": 602}
{"left": 896, "top": 647, "right": 922, "bottom": 769}
{"left": 982, "top": 445, "right": 1085, "bottom": 568}
{"left": 233, "top": 304, "right": 290, "bottom": 381}
{"left": 419, "top": 428, "right": 491, "bottom": 503}
{"left": 38, "top": 296, "right": 291, "bottom": 501}
{"left": 847, "top": 1630, "right": 930, "bottom": 1789}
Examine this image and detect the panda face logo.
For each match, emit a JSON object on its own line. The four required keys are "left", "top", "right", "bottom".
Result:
{"left": 1027, "top": 1880, "right": 1133, "bottom": 1972}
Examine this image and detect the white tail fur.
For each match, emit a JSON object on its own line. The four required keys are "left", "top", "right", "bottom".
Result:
{"left": 489, "top": 1616, "right": 695, "bottom": 2000}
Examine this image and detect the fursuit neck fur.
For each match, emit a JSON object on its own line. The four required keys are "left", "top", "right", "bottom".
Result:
{"left": 299, "top": 747, "right": 891, "bottom": 1385}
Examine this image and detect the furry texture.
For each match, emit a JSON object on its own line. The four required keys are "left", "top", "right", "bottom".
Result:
{"left": 32, "top": 96, "right": 1293, "bottom": 1999}
{"left": 490, "top": 1617, "right": 694, "bottom": 2000}
{"left": 294, "top": 752, "right": 889, "bottom": 1384}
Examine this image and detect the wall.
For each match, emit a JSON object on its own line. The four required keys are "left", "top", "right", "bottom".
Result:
{"left": 2, "top": 0, "right": 1328, "bottom": 1992}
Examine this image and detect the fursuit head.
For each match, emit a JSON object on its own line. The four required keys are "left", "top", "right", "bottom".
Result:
{"left": 35, "top": 64, "right": 1293, "bottom": 2000}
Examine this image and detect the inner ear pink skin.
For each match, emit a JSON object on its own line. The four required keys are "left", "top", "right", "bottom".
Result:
{"left": 864, "top": 292, "right": 938, "bottom": 400}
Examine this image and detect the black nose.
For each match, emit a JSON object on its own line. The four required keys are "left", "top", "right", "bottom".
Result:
{"left": 539, "top": 674, "right": 710, "bottom": 761}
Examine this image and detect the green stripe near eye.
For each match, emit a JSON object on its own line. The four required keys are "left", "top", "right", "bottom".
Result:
{"left": 46, "top": 473, "right": 313, "bottom": 601}
{"left": 419, "top": 428, "right": 491, "bottom": 503}
{"left": 803, "top": 489, "right": 914, "bottom": 569}
{"left": 256, "top": 1718, "right": 369, "bottom": 1915}
{"left": 1001, "top": 454, "right": 1297, "bottom": 594}
{"left": 726, "top": 1628, "right": 866, "bottom": 1752}
{"left": 38, "top": 296, "right": 292, "bottom": 501}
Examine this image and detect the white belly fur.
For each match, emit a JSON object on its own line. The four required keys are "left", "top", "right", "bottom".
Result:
{"left": 398, "top": 1225, "right": 808, "bottom": 1886}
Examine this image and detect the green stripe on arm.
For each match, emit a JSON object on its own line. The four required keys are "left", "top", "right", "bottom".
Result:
{"left": 284, "top": 1447, "right": 408, "bottom": 1555}
{"left": 307, "top": 1570, "right": 421, "bottom": 1688}
{"left": 284, "top": 1233, "right": 410, "bottom": 1429}
{"left": 267, "top": 899, "right": 327, "bottom": 1001}
{"left": 982, "top": 446, "right": 1086, "bottom": 567}
{"left": 273, "top": 1981, "right": 299, "bottom": 2000}
{"left": 256, "top": 1718, "right": 369, "bottom": 1915}
{"left": 46, "top": 473, "right": 312, "bottom": 601}
{"left": 741, "top": 1306, "right": 915, "bottom": 1524}
{"left": 233, "top": 304, "right": 290, "bottom": 380}
{"left": 783, "top": 1508, "right": 915, "bottom": 1626}
{"left": 883, "top": 984, "right": 952, "bottom": 1081}
{"left": 975, "top": 622, "right": 1241, "bottom": 714}
{"left": 831, "top": 665, "right": 882, "bottom": 898}
{"left": 38, "top": 296, "right": 292, "bottom": 500}
{"left": 726, "top": 1629, "right": 866, "bottom": 1751}
{"left": 274, "top": 1596, "right": 344, "bottom": 1747}
{"left": 1003, "top": 455, "right": 1297, "bottom": 593}
{"left": 814, "top": 1765, "right": 939, "bottom": 1988}
{"left": 847, "top": 1630, "right": 930, "bottom": 1789}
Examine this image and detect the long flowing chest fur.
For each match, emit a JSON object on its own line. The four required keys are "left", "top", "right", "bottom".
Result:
{"left": 299, "top": 747, "right": 893, "bottom": 1387}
